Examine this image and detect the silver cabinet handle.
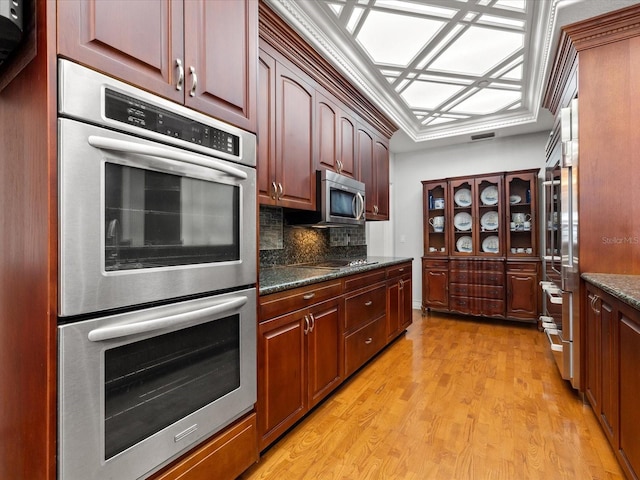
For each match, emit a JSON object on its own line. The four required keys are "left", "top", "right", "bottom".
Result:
{"left": 304, "top": 315, "right": 310, "bottom": 335}
{"left": 189, "top": 66, "right": 197, "bottom": 97}
{"left": 303, "top": 292, "right": 315, "bottom": 300}
{"left": 277, "top": 182, "right": 284, "bottom": 199}
{"left": 336, "top": 159, "right": 343, "bottom": 174}
{"left": 271, "top": 181, "right": 278, "bottom": 200}
{"left": 365, "top": 337, "right": 373, "bottom": 345}
{"left": 309, "top": 313, "right": 315, "bottom": 332}
{"left": 88, "top": 296, "right": 248, "bottom": 342}
{"left": 399, "top": 279, "right": 404, "bottom": 290}
{"left": 175, "top": 59, "right": 184, "bottom": 91}
{"left": 364, "top": 300, "right": 373, "bottom": 306}
{"left": 88, "top": 135, "right": 248, "bottom": 179}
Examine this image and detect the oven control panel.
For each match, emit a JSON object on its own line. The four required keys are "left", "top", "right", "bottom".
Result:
{"left": 104, "top": 88, "right": 240, "bottom": 157}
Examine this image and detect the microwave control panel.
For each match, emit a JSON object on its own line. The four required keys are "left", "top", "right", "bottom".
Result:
{"left": 104, "top": 88, "right": 240, "bottom": 157}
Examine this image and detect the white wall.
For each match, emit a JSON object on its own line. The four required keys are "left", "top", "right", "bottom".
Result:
{"left": 368, "top": 131, "right": 550, "bottom": 309}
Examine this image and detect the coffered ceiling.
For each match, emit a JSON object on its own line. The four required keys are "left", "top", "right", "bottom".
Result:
{"left": 264, "top": 0, "right": 640, "bottom": 151}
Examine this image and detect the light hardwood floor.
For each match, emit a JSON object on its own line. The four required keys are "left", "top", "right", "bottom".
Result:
{"left": 240, "top": 310, "right": 623, "bottom": 479}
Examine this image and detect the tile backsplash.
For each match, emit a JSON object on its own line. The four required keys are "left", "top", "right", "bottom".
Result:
{"left": 259, "top": 205, "right": 367, "bottom": 267}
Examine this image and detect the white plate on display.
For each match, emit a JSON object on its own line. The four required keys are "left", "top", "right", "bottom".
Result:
{"left": 480, "top": 211, "right": 499, "bottom": 231}
{"left": 456, "top": 236, "right": 473, "bottom": 253}
{"left": 480, "top": 185, "right": 498, "bottom": 205}
{"left": 454, "top": 212, "right": 472, "bottom": 231}
{"left": 509, "top": 194, "right": 522, "bottom": 204}
{"left": 482, "top": 235, "right": 500, "bottom": 253}
{"left": 454, "top": 188, "right": 472, "bottom": 207}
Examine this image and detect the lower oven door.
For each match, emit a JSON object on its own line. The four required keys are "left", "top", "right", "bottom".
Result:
{"left": 58, "top": 287, "right": 256, "bottom": 480}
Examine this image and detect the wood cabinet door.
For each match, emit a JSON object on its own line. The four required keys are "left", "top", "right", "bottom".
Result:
{"left": 423, "top": 268, "right": 449, "bottom": 309}
{"left": 387, "top": 280, "right": 401, "bottom": 340}
{"left": 400, "top": 276, "right": 413, "bottom": 329}
{"left": 184, "top": 0, "right": 257, "bottom": 132}
{"left": 257, "top": 51, "right": 277, "bottom": 205}
{"left": 316, "top": 92, "right": 339, "bottom": 173}
{"left": 599, "top": 297, "right": 618, "bottom": 443}
{"left": 257, "top": 311, "right": 306, "bottom": 450}
{"left": 357, "top": 127, "right": 374, "bottom": 215}
{"left": 506, "top": 272, "right": 538, "bottom": 319}
{"left": 373, "top": 138, "right": 390, "bottom": 220}
{"left": 619, "top": 311, "right": 640, "bottom": 480}
{"left": 585, "top": 287, "right": 602, "bottom": 412}
{"left": 57, "top": 0, "right": 184, "bottom": 104}
{"left": 307, "top": 300, "right": 342, "bottom": 408}
{"left": 275, "top": 62, "right": 316, "bottom": 210}
{"left": 338, "top": 112, "right": 357, "bottom": 178}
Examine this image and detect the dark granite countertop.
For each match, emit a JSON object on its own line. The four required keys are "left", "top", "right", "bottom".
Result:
{"left": 259, "top": 256, "right": 413, "bottom": 295}
{"left": 581, "top": 273, "right": 640, "bottom": 311}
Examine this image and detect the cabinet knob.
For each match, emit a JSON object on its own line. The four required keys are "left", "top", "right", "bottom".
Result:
{"left": 175, "top": 59, "right": 184, "bottom": 91}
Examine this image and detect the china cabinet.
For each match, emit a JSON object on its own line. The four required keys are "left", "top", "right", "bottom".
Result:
{"left": 422, "top": 170, "right": 539, "bottom": 321}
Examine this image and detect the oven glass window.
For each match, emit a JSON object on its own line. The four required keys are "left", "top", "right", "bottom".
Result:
{"left": 330, "top": 188, "right": 356, "bottom": 218}
{"left": 104, "top": 315, "right": 240, "bottom": 459}
{"left": 104, "top": 163, "right": 240, "bottom": 271}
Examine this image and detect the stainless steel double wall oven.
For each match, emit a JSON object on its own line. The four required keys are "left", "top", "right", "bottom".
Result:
{"left": 57, "top": 60, "right": 257, "bottom": 480}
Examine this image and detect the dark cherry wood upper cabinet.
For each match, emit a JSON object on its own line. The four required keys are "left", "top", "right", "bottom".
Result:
{"left": 357, "top": 126, "right": 374, "bottom": 214}
{"left": 257, "top": 51, "right": 277, "bottom": 204}
{"left": 316, "top": 91, "right": 357, "bottom": 178}
{"left": 316, "top": 92, "right": 339, "bottom": 173}
{"left": 373, "top": 137, "right": 390, "bottom": 220}
{"left": 183, "top": 0, "right": 257, "bottom": 132}
{"left": 57, "top": 0, "right": 184, "bottom": 103}
{"left": 274, "top": 61, "right": 316, "bottom": 210}
{"left": 58, "top": 0, "right": 258, "bottom": 132}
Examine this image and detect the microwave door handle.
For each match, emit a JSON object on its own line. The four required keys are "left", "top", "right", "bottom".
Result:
{"left": 87, "top": 135, "right": 248, "bottom": 180}
{"left": 87, "top": 296, "right": 248, "bottom": 342}
{"left": 355, "top": 192, "right": 365, "bottom": 220}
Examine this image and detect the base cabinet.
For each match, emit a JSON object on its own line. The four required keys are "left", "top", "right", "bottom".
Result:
{"left": 257, "top": 262, "right": 412, "bottom": 451}
{"left": 422, "top": 258, "right": 449, "bottom": 311}
{"left": 257, "top": 286, "right": 342, "bottom": 450}
{"left": 584, "top": 280, "right": 639, "bottom": 480}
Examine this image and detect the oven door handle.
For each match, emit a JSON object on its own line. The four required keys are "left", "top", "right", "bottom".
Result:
{"left": 87, "top": 135, "right": 248, "bottom": 180}
{"left": 87, "top": 296, "right": 248, "bottom": 342}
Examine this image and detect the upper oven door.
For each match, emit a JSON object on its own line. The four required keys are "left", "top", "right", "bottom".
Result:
{"left": 59, "top": 118, "right": 256, "bottom": 317}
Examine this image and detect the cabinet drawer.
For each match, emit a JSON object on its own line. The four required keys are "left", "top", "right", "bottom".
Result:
{"left": 507, "top": 261, "right": 538, "bottom": 273}
{"left": 344, "top": 284, "right": 387, "bottom": 331}
{"left": 449, "top": 296, "right": 505, "bottom": 317}
{"left": 344, "top": 316, "right": 386, "bottom": 377}
{"left": 387, "top": 262, "right": 411, "bottom": 279}
{"left": 259, "top": 280, "right": 342, "bottom": 320}
{"left": 151, "top": 413, "right": 257, "bottom": 480}
{"left": 449, "top": 284, "right": 504, "bottom": 299}
{"left": 423, "top": 259, "right": 448, "bottom": 270}
{"left": 450, "top": 260, "right": 503, "bottom": 272}
{"left": 449, "top": 270, "right": 504, "bottom": 284}
{"left": 343, "top": 269, "right": 386, "bottom": 292}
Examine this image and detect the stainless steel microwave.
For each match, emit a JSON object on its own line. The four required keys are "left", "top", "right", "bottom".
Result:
{"left": 285, "top": 170, "right": 365, "bottom": 227}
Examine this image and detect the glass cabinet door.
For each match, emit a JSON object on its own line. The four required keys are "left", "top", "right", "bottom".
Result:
{"left": 476, "top": 175, "right": 503, "bottom": 256}
{"left": 423, "top": 180, "right": 448, "bottom": 255}
{"left": 506, "top": 171, "right": 538, "bottom": 257}
{"left": 450, "top": 178, "right": 474, "bottom": 255}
